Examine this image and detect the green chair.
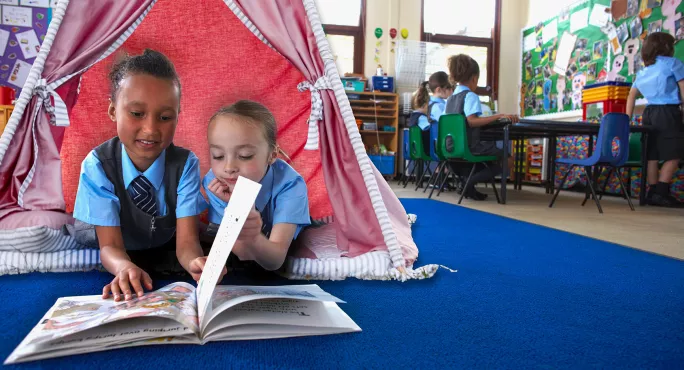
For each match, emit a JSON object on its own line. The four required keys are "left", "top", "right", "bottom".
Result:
{"left": 429, "top": 114, "right": 501, "bottom": 204}
{"left": 404, "top": 125, "right": 433, "bottom": 191}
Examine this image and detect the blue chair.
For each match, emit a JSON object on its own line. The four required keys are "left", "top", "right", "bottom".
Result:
{"left": 398, "top": 128, "right": 415, "bottom": 186}
{"left": 549, "top": 113, "right": 635, "bottom": 213}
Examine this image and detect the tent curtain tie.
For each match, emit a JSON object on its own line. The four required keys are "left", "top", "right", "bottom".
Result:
{"left": 32, "top": 79, "right": 69, "bottom": 127}
{"left": 297, "top": 74, "right": 333, "bottom": 150}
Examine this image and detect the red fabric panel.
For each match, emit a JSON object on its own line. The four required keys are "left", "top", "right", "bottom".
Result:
{"left": 61, "top": 0, "right": 331, "bottom": 219}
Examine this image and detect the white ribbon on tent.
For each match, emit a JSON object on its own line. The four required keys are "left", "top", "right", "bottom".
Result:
{"left": 32, "top": 79, "right": 69, "bottom": 127}
{"left": 297, "top": 74, "right": 333, "bottom": 150}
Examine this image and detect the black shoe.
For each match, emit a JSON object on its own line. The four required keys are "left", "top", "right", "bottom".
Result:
{"left": 464, "top": 187, "right": 487, "bottom": 201}
{"left": 646, "top": 188, "right": 656, "bottom": 205}
{"left": 650, "top": 193, "right": 684, "bottom": 208}
{"left": 473, "top": 189, "right": 489, "bottom": 200}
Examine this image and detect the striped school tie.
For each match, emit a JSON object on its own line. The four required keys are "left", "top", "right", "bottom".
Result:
{"left": 129, "top": 175, "right": 158, "bottom": 217}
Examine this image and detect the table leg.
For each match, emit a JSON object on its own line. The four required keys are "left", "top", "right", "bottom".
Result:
{"left": 502, "top": 126, "right": 509, "bottom": 204}
{"left": 547, "top": 136, "right": 557, "bottom": 194}
{"left": 518, "top": 137, "right": 525, "bottom": 190}
{"left": 640, "top": 132, "right": 648, "bottom": 206}
{"left": 552, "top": 137, "right": 557, "bottom": 193}
{"left": 588, "top": 134, "right": 594, "bottom": 157}
{"left": 515, "top": 139, "right": 521, "bottom": 190}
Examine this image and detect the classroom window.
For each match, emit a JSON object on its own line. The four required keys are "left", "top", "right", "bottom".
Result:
{"left": 317, "top": 0, "right": 365, "bottom": 75}
{"left": 421, "top": 0, "right": 501, "bottom": 99}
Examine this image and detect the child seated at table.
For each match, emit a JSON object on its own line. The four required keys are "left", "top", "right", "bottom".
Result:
{"left": 444, "top": 54, "right": 518, "bottom": 200}
{"left": 408, "top": 72, "right": 453, "bottom": 157}
{"left": 626, "top": 32, "right": 684, "bottom": 208}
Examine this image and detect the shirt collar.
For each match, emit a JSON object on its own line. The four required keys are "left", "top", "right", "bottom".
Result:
{"left": 121, "top": 144, "right": 166, "bottom": 191}
{"left": 454, "top": 85, "right": 471, "bottom": 94}
{"left": 255, "top": 164, "right": 275, "bottom": 213}
{"left": 430, "top": 95, "right": 446, "bottom": 104}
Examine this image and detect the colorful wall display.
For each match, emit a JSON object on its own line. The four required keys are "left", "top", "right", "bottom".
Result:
{"left": 0, "top": 0, "right": 54, "bottom": 95}
{"left": 520, "top": 0, "right": 684, "bottom": 117}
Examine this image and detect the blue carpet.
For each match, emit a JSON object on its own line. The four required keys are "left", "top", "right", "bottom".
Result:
{"left": 2, "top": 199, "right": 683, "bottom": 369}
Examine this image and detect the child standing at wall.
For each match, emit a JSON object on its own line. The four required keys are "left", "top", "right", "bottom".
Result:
{"left": 444, "top": 54, "right": 518, "bottom": 200}
{"left": 626, "top": 32, "right": 684, "bottom": 207}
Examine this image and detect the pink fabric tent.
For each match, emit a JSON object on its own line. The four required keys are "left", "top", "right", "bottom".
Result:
{"left": 0, "top": 0, "right": 436, "bottom": 280}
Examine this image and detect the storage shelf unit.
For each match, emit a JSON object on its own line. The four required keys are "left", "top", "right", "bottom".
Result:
{"left": 347, "top": 91, "right": 399, "bottom": 177}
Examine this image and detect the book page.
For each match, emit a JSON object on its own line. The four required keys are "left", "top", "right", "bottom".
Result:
{"left": 202, "top": 284, "right": 343, "bottom": 334}
{"left": 204, "top": 300, "right": 361, "bottom": 342}
{"left": 18, "top": 282, "right": 198, "bottom": 347}
{"left": 196, "top": 176, "right": 262, "bottom": 328}
{"left": 6, "top": 318, "right": 195, "bottom": 364}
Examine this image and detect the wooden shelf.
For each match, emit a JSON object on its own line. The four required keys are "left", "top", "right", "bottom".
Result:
{"left": 353, "top": 114, "right": 396, "bottom": 119}
{"left": 349, "top": 99, "right": 396, "bottom": 106}
{"left": 358, "top": 130, "right": 396, "bottom": 135}
{"left": 351, "top": 107, "right": 396, "bottom": 114}
{"left": 345, "top": 90, "right": 399, "bottom": 178}
{"left": 346, "top": 90, "right": 397, "bottom": 97}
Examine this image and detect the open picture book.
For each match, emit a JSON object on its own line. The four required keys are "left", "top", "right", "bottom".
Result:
{"left": 6, "top": 178, "right": 361, "bottom": 364}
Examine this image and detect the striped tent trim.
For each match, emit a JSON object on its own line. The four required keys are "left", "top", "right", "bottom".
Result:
{"left": 0, "top": 249, "right": 101, "bottom": 276}
{"left": 301, "top": 0, "right": 405, "bottom": 269}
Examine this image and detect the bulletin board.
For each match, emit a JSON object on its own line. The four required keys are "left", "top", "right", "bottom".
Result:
{"left": 0, "top": 0, "right": 54, "bottom": 95}
{"left": 519, "top": 0, "right": 684, "bottom": 117}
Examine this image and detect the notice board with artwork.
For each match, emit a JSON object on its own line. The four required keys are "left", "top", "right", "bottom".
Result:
{"left": 0, "top": 0, "right": 54, "bottom": 96}
{"left": 520, "top": 0, "right": 684, "bottom": 117}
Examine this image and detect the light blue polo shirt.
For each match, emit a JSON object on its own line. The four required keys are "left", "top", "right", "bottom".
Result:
{"left": 452, "top": 85, "right": 483, "bottom": 117}
{"left": 203, "top": 158, "right": 311, "bottom": 239}
{"left": 429, "top": 96, "right": 447, "bottom": 122}
{"left": 73, "top": 145, "right": 204, "bottom": 227}
{"left": 634, "top": 56, "right": 684, "bottom": 105}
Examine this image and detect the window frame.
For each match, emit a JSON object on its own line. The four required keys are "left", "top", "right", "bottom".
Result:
{"left": 322, "top": 0, "right": 366, "bottom": 75}
{"left": 420, "top": 0, "right": 502, "bottom": 99}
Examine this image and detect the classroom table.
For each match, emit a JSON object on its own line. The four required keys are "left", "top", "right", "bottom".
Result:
{"left": 479, "top": 119, "right": 652, "bottom": 206}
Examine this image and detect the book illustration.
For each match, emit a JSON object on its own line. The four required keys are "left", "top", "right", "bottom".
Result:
{"left": 29, "top": 282, "right": 198, "bottom": 345}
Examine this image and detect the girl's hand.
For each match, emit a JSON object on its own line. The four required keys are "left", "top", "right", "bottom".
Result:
{"left": 188, "top": 256, "right": 227, "bottom": 283}
{"left": 102, "top": 263, "right": 153, "bottom": 301}
{"left": 208, "top": 178, "right": 231, "bottom": 203}
{"left": 238, "top": 207, "right": 263, "bottom": 243}
{"left": 232, "top": 240, "right": 255, "bottom": 261}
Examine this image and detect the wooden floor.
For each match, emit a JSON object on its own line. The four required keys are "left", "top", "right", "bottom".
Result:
{"left": 392, "top": 181, "right": 684, "bottom": 260}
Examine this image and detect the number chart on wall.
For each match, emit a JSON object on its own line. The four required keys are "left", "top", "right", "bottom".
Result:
{"left": 520, "top": 0, "right": 684, "bottom": 117}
